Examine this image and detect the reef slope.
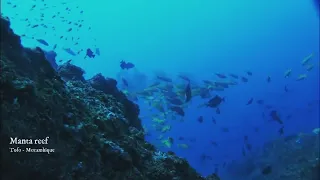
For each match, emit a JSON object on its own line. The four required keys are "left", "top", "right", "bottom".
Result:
{"left": 0, "top": 16, "right": 220, "bottom": 180}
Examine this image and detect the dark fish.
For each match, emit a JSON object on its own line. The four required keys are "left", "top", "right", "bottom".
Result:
{"left": 170, "top": 106, "right": 185, "bottom": 116}
{"left": 211, "top": 141, "right": 218, "bottom": 147}
{"left": 278, "top": 126, "right": 284, "bottom": 135}
{"left": 270, "top": 110, "right": 283, "bottom": 124}
{"left": 53, "top": 44, "right": 57, "bottom": 50}
{"left": 223, "top": 162, "right": 227, "bottom": 168}
{"left": 284, "top": 85, "right": 289, "bottom": 92}
{"left": 120, "top": 60, "right": 135, "bottom": 70}
{"left": 122, "top": 78, "right": 128, "bottom": 87}
{"left": 31, "top": 24, "right": 39, "bottom": 28}
{"left": 246, "top": 98, "right": 253, "bottom": 105}
{"left": 215, "top": 73, "right": 227, "bottom": 78}
{"left": 199, "top": 88, "right": 211, "bottom": 99}
{"left": 241, "top": 77, "right": 248, "bottom": 82}
{"left": 85, "top": 48, "right": 95, "bottom": 58}
{"left": 95, "top": 48, "right": 100, "bottom": 55}
{"left": 267, "top": 76, "right": 271, "bottom": 83}
{"left": 216, "top": 108, "right": 221, "bottom": 114}
{"left": 246, "top": 71, "right": 253, "bottom": 76}
{"left": 245, "top": 143, "right": 252, "bottom": 151}
{"left": 200, "top": 154, "right": 213, "bottom": 161}
{"left": 256, "top": 99, "right": 264, "bottom": 104}
{"left": 207, "top": 95, "right": 225, "bottom": 108}
{"left": 242, "top": 147, "right": 246, "bottom": 156}
{"left": 212, "top": 117, "right": 216, "bottom": 124}
{"left": 167, "top": 97, "right": 183, "bottom": 106}
{"left": 214, "top": 167, "right": 219, "bottom": 174}
{"left": 244, "top": 135, "right": 248, "bottom": 142}
{"left": 185, "top": 82, "right": 192, "bottom": 102}
{"left": 265, "top": 105, "right": 273, "bottom": 109}
{"left": 67, "top": 28, "right": 72, "bottom": 32}
{"left": 261, "top": 165, "right": 272, "bottom": 175}
{"left": 63, "top": 48, "right": 76, "bottom": 56}
{"left": 36, "top": 39, "right": 49, "bottom": 46}
{"left": 197, "top": 116, "right": 204, "bottom": 123}
{"left": 178, "top": 74, "right": 190, "bottom": 82}
{"left": 221, "top": 127, "right": 229, "bottom": 132}
{"left": 178, "top": 137, "right": 184, "bottom": 140}
{"left": 229, "top": 73, "right": 239, "bottom": 79}
{"left": 157, "top": 76, "right": 172, "bottom": 82}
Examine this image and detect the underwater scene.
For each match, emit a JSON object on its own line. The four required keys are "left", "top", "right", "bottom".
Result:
{"left": 1, "top": 0, "right": 320, "bottom": 180}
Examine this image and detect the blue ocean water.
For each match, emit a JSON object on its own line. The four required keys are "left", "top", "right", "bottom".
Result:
{"left": 2, "top": 0, "right": 319, "bottom": 178}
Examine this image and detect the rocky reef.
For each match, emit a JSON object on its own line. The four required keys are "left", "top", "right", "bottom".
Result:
{"left": 0, "top": 16, "right": 220, "bottom": 180}
{"left": 225, "top": 133, "right": 320, "bottom": 180}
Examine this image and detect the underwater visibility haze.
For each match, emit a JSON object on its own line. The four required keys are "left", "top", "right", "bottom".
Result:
{"left": 1, "top": 0, "right": 320, "bottom": 179}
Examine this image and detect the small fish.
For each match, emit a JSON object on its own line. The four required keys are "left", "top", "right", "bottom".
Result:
{"left": 211, "top": 141, "right": 218, "bottom": 147}
{"left": 242, "top": 147, "right": 246, "bottom": 156}
{"left": 122, "top": 78, "right": 128, "bottom": 87}
{"left": 85, "top": 48, "right": 95, "bottom": 58}
{"left": 170, "top": 106, "right": 185, "bottom": 116}
{"left": 244, "top": 135, "right": 248, "bottom": 142}
{"left": 120, "top": 60, "right": 135, "bottom": 70}
{"left": 63, "top": 48, "right": 76, "bottom": 56}
{"left": 221, "top": 127, "right": 229, "bottom": 132}
{"left": 301, "top": 53, "right": 313, "bottom": 66}
{"left": 245, "top": 143, "right": 252, "bottom": 151}
{"left": 266, "top": 76, "right": 271, "bottom": 83}
{"left": 296, "top": 74, "right": 307, "bottom": 81}
{"left": 215, "top": 73, "right": 227, "bottom": 78}
{"left": 241, "top": 77, "right": 248, "bottom": 82}
{"left": 157, "top": 76, "right": 172, "bottom": 82}
{"left": 216, "top": 108, "right": 221, "bottom": 114}
{"left": 67, "top": 28, "right": 72, "bottom": 32}
{"left": 185, "top": 82, "right": 192, "bottom": 102}
{"left": 278, "top": 126, "right": 284, "bottom": 135}
{"left": 256, "top": 99, "right": 264, "bottom": 105}
{"left": 207, "top": 95, "right": 225, "bottom": 108}
{"left": 31, "top": 24, "right": 39, "bottom": 28}
{"left": 270, "top": 110, "right": 283, "bottom": 124}
{"left": 284, "top": 69, "right": 292, "bottom": 78}
{"left": 36, "top": 39, "right": 49, "bottom": 46}
{"left": 53, "top": 44, "right": 57, "bottom": 50}
{"left": 214, "top": 167, "right": 219, "bottom": 174}
{"left": 178, "top": 136, "right": 185, "bottom": 140}
{"left": 246, "top": 98, "right": 253, "bottom": 105}
{"left": 197, "top": 116, "right": 204, "bottom": 123}
{"left": 306, "top": 64, "right": 314, "bottom": 71}
{"left": 178, "top": 74, "right": 191, "bottom": 82}
{"left": 229, "top": 73, "right": 239, "bottom": 79}
{"left": 246, "top": 71, "right": 252, "bottom": 76}
{"left": 284, "top": 85, "right": 289, "bottom": 92}
{"left": 212, "top": 117, "right": 217, "bottom": 124}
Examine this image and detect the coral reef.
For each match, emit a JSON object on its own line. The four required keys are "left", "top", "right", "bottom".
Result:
{"left": 0, "top": 16, "right": 220, "bottom": 180}
{"left": 226, "top": 133, "right": 320, "bottom": 180}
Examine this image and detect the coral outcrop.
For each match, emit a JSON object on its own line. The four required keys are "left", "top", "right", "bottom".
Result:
{"left": 225, "top": 133, "right": 320, "bottom": 180}
{"left": 0, "top": 16, "right": 220, "bottom": 180}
